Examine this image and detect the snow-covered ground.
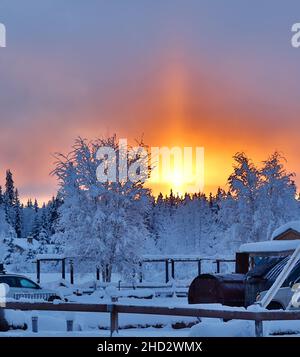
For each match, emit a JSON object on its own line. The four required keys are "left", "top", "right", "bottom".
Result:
{"left": 1, "top": 269, "right": 300, "bottom": 337}
{"left": 1, "top": 294, "right": 198, "bottom": 337}
{"left": 3, "top": 304, "right": 300, "bottom": 337}
{"left": 2, "top": 290, "right": 300, "bottom": 337}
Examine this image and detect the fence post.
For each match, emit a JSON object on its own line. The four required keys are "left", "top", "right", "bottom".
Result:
{"left": 171, "top": 259, "right": 175, "bottom": 280}
{"left": 70, "top": 259, "right": 74, "bottom": 285}
{"left": 66, "top": 319, "right": 74, "bottom": 332}
{"left": 110, "top": 307, "right": 118, "bottom": 337}
{"left": 109, "top": 297, "right": 119, "bottom": 337}
{"left": 62, "top": 259, "right": 66, "bottom": 280}
{"left": 36, "top": 260, "right": 40, "bottom": 284}
{"left": 32, "top": 316, "right": 38, "bottom": 333}
{"left": 255, "top": 320, "right": 263, "bottom": 337}
{"left": 165, "top": 259, "right": 169, "bottom": 284}
{"left": 139, "top": 262, "right": 143, "bottom": 283}
{"left": 105, "top": 265, "right": 110, "bottom": 283}
{"left": 216, "top": 260, "right": 220, "bottom": 273}
{"left": 198, "top": 260, "right": 201, "bottom": 276}
{"left": 96, "top": 266, "right": 100, "bottom": 281}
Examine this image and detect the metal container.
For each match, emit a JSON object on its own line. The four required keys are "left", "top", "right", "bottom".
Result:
{"left": 188, "top": 273, "right": 245, "bottom": 306}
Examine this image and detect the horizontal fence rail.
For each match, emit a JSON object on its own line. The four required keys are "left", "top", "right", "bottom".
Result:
{"left": 2, "top": 301, "right": 300, "bottom": 337}
{"left": 140, "top": 257, "right": 236, "bottom": 283}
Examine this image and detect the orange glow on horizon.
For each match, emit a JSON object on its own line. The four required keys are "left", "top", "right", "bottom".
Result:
{"left": 5, "top": 43, "right": 300, "bottom": 204}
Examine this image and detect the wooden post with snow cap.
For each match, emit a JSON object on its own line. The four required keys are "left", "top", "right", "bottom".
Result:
{"left": 109, "top": 295, "right": 119, "bottom": 336}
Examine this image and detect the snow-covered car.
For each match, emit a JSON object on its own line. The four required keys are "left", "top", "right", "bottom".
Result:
{"left": 0, "top": 273, "right": 63, "bottom": 302}
{"left": 257, "top": 286, "right": 293, "bottom": 310}
{"left": 257, "top": 277, "right": 300, "bottom": 310}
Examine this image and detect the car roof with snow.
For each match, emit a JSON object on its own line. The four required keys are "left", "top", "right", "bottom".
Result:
{"left": 0, "top": 273, "right": 36, "bottom": 280}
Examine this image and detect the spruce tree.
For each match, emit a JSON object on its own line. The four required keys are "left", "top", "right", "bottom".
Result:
{"left": 4, "top": 170, "right": 15, "bottom": 227}
{"left": 14, "top": 189, "right": 22, "bottom": 238}
{"left": 48, "top": 196, "right": 61, "bottom": 235}
{"left": 4, "top": 170, "right": 15, "bottom": 205}
{"left": 31, "top": 215, "right": 41, "bottom": 240}
{"left": 33, "top": 199, "right": 39, "bottom": 213}
{"left": 26, "top": 198, "right": 33, "bottom": 208}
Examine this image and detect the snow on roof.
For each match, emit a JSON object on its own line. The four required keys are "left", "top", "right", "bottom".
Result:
{"left": 239, "top": 240, "right": 300, "bottom": 254}
{"left": 271, "top": 221, "right": 300, "bottom": 240}
{"left": 13, "top": 238, "right": 39, "bottom": 251}
{"left": 36, "top": 254, "right": 66, "bottom": 260}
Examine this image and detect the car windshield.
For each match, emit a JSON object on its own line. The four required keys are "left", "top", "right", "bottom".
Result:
{"left": 247, "top": 257, "right": 284, "bottom": 278}
{"left": 18, "top": 278, "right": 39, "bottom": 289}
{"left": 260, "top": 257, "right": 300, "bottom": 286}
{"left": 0, "top": 276, "right": 39, "bottom": 289}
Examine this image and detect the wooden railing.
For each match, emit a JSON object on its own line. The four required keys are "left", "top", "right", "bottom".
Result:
{"left": 140, "top": 257, "right": 236, "bottom": 283}
{"left": 3, "top": 301, "right": 300, "bottom": 337}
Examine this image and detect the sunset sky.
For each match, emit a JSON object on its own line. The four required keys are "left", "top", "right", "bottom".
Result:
{"left": 1, "top": 0, "right": 300, "bottom": 202}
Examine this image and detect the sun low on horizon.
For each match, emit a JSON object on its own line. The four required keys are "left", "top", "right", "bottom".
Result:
{"left": 1, "top": 1, "right": 300, "bottom": 203}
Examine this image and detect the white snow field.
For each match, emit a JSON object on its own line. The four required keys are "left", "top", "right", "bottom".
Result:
{"left": 3, "top": 298, "right": 300, "bottom": 337}
{"left": 1, "top": 281, "right": 300, "bottom": 337}
{"left": 2, "top": 220, "right": 300, "bottom": 337}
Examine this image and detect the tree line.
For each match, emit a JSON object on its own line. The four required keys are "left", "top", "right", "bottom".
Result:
{"left": 0, "top": 137, "right": 299, "bottom": 281}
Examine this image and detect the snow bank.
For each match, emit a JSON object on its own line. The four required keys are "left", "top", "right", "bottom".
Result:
{"left": 265, "top": 320, "right": 300, "bottom": 336}
{"left": 271, "top": 221, "right": 300, "bottom": 240}
{"left": 100, "top": 285, "right": 152, "bottom": 300}
{"left": 239, "top": 240, "right": 300, "bottom": 254}
{"left": 189, "top": 320, "right": 255, "bottom": 337}
{"left": 5, "top": 310, "right": 28, "bottom": 329}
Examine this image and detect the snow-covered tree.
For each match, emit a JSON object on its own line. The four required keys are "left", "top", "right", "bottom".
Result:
{"left": 4, "top": 170, "right": 15, "bottom": 227}
{"left": 4, "top": 170, "right": 14, "bottom": 206}
{"left": 228, "top": 152, "right": 260, "bottom": 243}
{"left": 0, "top": 206, "right": 17, "bottom": 265}
{"left": 256, "top": 152, "right": 298, "bottom": 240}
{"left": 14, "top": 189, "right": 22, "bottom": 238}
{"left": 22, "top": 201, "right": 37, "bottom": 238}
{"left": 52, "top": 136, "right": 152, "bottom": 282}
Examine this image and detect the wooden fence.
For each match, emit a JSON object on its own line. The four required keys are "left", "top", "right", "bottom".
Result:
{"left": 140, "top": 257, "right": 236, "bottom": 283}
{"left": 3, "top": 301, "right": 300, "bottom": 337}
{"left": 34, "top": 256, "right": 236, "bottom": 285}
